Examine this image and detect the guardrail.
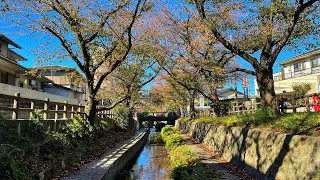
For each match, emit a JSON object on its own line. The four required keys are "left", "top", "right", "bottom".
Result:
{"left": 273, "top": 67, "right": 320, "bottom": 81}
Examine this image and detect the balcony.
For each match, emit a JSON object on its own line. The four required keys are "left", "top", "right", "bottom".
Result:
{"left": 273, "top": 67, "right": 320, "bottom": 81}
{"left": 0, "top": 82, "right": 83, "bottom": 105}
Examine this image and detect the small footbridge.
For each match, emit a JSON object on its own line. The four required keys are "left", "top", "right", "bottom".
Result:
{"left": 136, "top": 112, "right": 179, "bottom": 126}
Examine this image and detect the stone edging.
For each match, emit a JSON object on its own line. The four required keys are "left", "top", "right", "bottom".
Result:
{"left": 63, "top": 128, "right": 149, "bottom": 180}
{"left": 175, "top": 120, "right": 320, "bottom": 180}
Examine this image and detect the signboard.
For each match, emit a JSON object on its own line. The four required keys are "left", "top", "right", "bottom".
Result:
{"left": 242, "top": 78, "right": 248, "bottom": 87}
{"left": 243, "top": 87, "right": 249, "bottom": 99}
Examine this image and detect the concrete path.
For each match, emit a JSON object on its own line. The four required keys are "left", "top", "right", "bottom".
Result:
{"left": 181, "top": 134, "right": 252, "bottom": 180}
{"left": 62, "top": 128, "right": 148, "bottom": 180}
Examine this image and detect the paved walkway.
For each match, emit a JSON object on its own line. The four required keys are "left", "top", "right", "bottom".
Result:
{"left": 62, "top": 129, "right": 148, "bottom": 180}
{"left": 181, "top": 134, "right": 253, "bottom": 180}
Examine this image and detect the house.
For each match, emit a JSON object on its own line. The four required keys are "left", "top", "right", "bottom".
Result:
{"left": 33, "top": 66, "right": 87, "bottom": 104}
{"left": 0, "top": 34, "right": 53, "bottom": 91}
{"left": 254, "top": 48, "right": 320, "bottom": 96}
{"left": 0, "top": 34, "right": 85, "bottom": 105}
{"left": 194, "top": 87, "right": 251, "bottom": 110}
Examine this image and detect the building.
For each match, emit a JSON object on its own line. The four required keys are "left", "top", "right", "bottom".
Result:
{"left": 0, "top": 34, "right": 85, "bottom": 105}
{"left": 194, "top": 87, "right": 247, "bottom": 110}
{"left": 33, "top": 66, "right": 87, "bottom": 104}
{"left": 0, "top": 34, "right": 56, "bottom": 92}
{"left": 254, "top": 48, "right": 320, "bottom": 96}
{"left": 33, "top": 66, "right": 86, "bottom": 91}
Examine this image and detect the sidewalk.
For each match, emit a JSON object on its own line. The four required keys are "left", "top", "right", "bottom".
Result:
{"left": 181, "top": 134, "right": 254, "bottom": 180}
{"left": 62, "top": 128, "right": 148, "bottom": 180}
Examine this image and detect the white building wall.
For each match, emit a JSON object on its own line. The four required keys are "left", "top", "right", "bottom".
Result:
{"left": 0, "top": 82, "right": 80, "bottom": 104}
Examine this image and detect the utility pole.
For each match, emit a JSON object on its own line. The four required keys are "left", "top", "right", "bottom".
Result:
{"left": 233, "top": 58, "right": 238, "bottom": 100}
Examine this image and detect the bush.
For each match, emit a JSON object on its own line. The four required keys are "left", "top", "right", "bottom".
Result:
{"left": 165, "top": 133, "right": 182, "bottom": 151}
{"left": 169, "top": 145, "right": 196, "bottom": 167}
{"left": 0, "top": 144, "right": 25, "bottom": 180}
{"left": 40, "top": 132, "right": 70, "bottom": 157}
{"left": 22, "top": 120, "right": 46, "bottom": 142}
{"left": 111, "top": 104, "right": 130, "bottom": 129}
{"left": 0, "top": 115, "right": 128, "bottom": 179}
{"left": 161, "top": 125, "right": 175, "bottom": 141}
{"left": 238, "top": 108, "right": 271, "bottom": 127}
{"left": 63, "top": 115, "right": 93, "bottom": 139}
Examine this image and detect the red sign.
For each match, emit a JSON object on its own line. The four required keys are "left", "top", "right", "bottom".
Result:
{"left": 242, "top": 78, "right": 248, "bottom": 87}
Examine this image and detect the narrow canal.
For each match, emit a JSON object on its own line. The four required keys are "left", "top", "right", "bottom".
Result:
{"left": 116, "top": 128, "right": 172, "bottom": 180}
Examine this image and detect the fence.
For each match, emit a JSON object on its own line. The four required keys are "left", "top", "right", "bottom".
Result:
{"left": 228, "top": 92, "right": 320, "bottom": 114}
{"left": 273, "top": 67, "right": 320, "bottom": 82}
{"left": 229, "top": 100, "right": 262, "bottom": 114}
{"left": 0, "top": 92, "right": 113, "bottom": 120}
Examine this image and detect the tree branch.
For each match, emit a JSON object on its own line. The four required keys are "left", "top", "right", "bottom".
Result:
{"left": 270, "top": 0, "right": 319, "bottom": 63}
{"left": 93, "top": 0, "right": 142, "bottom": 95}
{"left": 224, "top": 68, "right": 255, "bottom": 75}
{"left": 45, "top": 26, "right": 85, "bottom": 72}
{"left": 84, "top": 2, "right": 129, "bottom": 44}
{"left": 194, "top": 1, "right": 260, "bottom": 69}
{"left": 96, "top": 96, "right": 129, "bottom": 111}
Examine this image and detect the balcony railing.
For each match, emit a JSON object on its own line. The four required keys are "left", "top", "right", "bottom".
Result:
{"left": 0, "top": 82, "right": 83, "bottom": 105}
{"left": 273, "top": 67, "right": 320, "bottom": 81}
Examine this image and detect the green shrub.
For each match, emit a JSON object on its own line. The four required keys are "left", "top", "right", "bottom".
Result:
{"left": 40, "top": 132, "right": 70, "bottom": 157}
{"left": 237, "top": 108, "right": 271, "bottom": 127}
{"left": 165, "top": 133, "right": 182, "bottom": 151}
{"left": 161, "top": 125, "right": 175, "bottom": 141}
{"left": 0, "top": 144, "right": 26, "bottom": 180}
{"left": 111, "top": 104, "right": 130, "bottom": 129}
{"left": 169, "top": 145, "right": 196, "bottom": 168}
{"left": 22, "top": 120, "right": 46, "bottom": 143}
{"left": 63, "top": 115, "right": 93, "bottom": 139}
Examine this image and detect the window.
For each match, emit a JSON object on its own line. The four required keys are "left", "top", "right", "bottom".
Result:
{"left": 312, "top": 58, "right": 320, "bottom": 68}
{"left": 294, "top": 62, "right": 306, "bottom": 72}
{"left": 29, "top": 79, "right": 36, "bottom": 86}
{"left": 0, "top": 72, "right": 8, "bottom": 84}
{"left": 19, "top": 81, "right": 24, "bottom": 87}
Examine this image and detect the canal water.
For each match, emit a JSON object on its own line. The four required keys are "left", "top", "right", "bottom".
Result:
{"left": 116, "top": 128, "right": 172, "bottom": 180}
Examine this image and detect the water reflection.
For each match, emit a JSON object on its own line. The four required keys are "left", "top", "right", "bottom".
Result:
{"left": 124, "top": 130, "right": 172, "bottom": 180}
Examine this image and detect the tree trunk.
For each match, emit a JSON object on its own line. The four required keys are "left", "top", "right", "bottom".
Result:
{"left": 179, "top": 106, "right": 184, "bottom": 117}
{"left": 189, "top": 90, "right": 197, "bottom": 118}
{"left": 256, "top": 68, "right": 278, "bottom": 114}
{"left": 210, "top": 87, "right": 221, "bottom": 117}
{"left": 126, "top": 96, "right": 134, "bottom": 130}
{"left": 86, "top": 95, "right": 97, "bottom": 126}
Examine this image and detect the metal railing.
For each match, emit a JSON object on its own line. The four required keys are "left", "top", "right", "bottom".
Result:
{"left": 273, "top": 67, "right": 320, "bottom": 81}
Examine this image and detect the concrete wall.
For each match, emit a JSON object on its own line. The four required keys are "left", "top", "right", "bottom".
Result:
{"left": 0, "top": 82, "right": 80, "bottom": 104}
{"left": 176, "top": 120, "right": 320, "bottom": 180}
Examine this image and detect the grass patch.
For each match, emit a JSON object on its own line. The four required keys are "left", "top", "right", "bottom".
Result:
{"left": 179, "top": 109, "right": 320, "bottom": 136}
{"left": 161, "top": 126, "right": 221, "bottom": 180}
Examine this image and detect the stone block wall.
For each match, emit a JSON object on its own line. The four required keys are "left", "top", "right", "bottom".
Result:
{"left": 176, "top": 120, "right": 320, "bottom": 180}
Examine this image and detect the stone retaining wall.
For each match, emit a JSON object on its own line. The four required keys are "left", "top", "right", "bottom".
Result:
{"left": 176, "top": 120, "right": 320, "bottom": 180}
